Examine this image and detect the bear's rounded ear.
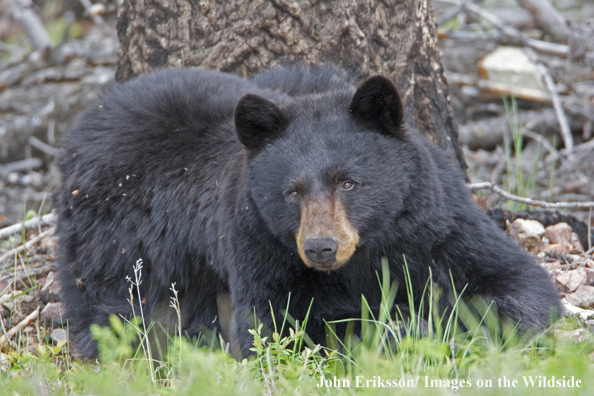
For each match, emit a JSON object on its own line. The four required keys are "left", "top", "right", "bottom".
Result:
{"left": 349, "top": 76, "right": 405, "bottom": 137}
{"left": 234, "top": 94, "right": 289, "bottom": 152}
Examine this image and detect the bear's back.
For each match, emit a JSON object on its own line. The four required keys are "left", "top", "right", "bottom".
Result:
{"left": 57, "top": 69, "right": 294, "bottom": 207}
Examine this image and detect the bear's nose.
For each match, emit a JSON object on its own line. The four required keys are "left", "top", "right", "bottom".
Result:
{"left": 303, "top": 236, "right": 338, "bottom": 265}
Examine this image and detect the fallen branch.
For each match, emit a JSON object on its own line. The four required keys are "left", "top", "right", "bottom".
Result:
{"left": 520, "top": 128, "right": 560, "bottom": 158}
{"left": 0, "top": 158, "right": 43, "bottom": 175}
{"left": 468, "top": 182, "right": 594, "bottom": 209}
{"left": 0, "top": 41, "right": 27, "bottom": 56}
{"left": 78, "top": 0, "right": 117, "bottom": 38}
{"left": 0, "top": 319, "right": 18, "bottom": 351}
{"left": 456, "top": 106, "right": 572, "bottom": 152}
{"left": 0, "top": 266, "right": 52, "bottom": 286}
{"left": 0, "top": 226, "right": 56, "bottom": 267}
{"left": 525, "top": 48, "right": 574, "bottom": 151}
{"left": 28, "top": 136, "right": 61, "bottom": 156}
{"left": 447, "top": 73, "right": 557, "bottom": 103}
{"left": 517, "top": 0, "right": 569, "bottom": 43}
{"left": 0, "top": 307, "right": 40, "bottom": 351}
{"left": 440, "top": 0, "right": 569, "bottom": 57}
{"left": 0, "top": 213, "right": 56, "bottom": 241}
{"left": 479, "top": 79, "right": 553, "bottom": 103}
{"left": 570, "top": 138, "right": 594, "bottom": 153}
{"left": 436, "top": 4, "right": 463, "bottom": 26}
{"left": 588, "top": 208, "right": 594, "bottom": 254}
{"left": 8, "top": 0, "right": 53, "bottom": 50}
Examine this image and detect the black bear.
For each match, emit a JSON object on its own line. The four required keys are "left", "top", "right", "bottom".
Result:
{"left": 54, "top": 65, "right": 560, "bottom": 359}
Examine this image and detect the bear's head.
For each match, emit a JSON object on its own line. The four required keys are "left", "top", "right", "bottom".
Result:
{"left": 235, "top": 76, "right": 415, "bottom": 271}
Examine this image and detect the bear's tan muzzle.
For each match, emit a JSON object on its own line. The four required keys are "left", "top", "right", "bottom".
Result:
{"left": 296, "top": 194, "right": 359, "bottom": 270}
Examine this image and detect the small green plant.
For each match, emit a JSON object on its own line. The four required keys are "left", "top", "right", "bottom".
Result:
{"left": 3, "top": 257, "right": 594, "bottom": 395}
{"left": 123, "top": 258, "right": 156, "bottom": 383}
{"left": 549, "top": 135, "right": 558, "bottom": 203}
{"left": 503, "top": 96, "right": 541, "bottom": 210}
{"left": 46, "top": 18, "right": 82, "bottom": 45}
{"left": 90, "top": 315, "right": 137, "bottom": 364}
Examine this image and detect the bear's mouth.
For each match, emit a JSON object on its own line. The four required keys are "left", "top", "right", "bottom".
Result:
{"left": 301, "top": 255, "right": 349, "bottom": 271}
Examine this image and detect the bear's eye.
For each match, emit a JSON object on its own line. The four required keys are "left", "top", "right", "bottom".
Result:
{"left": 342, "top": 181, "right": 354, "bottom": 190}
{"left": 289, "top": 191, "right": 299, "bottom": 198}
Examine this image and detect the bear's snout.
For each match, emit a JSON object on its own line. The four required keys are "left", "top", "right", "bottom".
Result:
{"left": 303, "top": 236, "right": 338, "bottom": 266}
{"left": 296, "top": 194, "right": 359, "bottom": 270}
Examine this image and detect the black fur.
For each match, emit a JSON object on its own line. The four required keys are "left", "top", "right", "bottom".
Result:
{"left": 54, "top": 65, "right": 561, "bottom": 358}
{"left": 234, "top": 94, "right": 289, "bottom": 152}
{"left": 349, "top": 76, "right": 404, "bottom": 136}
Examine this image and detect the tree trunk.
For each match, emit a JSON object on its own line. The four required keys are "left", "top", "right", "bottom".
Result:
{"left": 115, "top": 0, "right": 467, "bottom": 173}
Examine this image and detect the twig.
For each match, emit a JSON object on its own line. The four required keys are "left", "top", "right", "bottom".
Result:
{"left": 0, "top": 158, "right": 43, "bottom": 175}
{"left": 517, "top": 0, "right": 569, "bottom": 43}
{"left": 0, "top": 41, "right": 26, "bottom": 55}
{"left": 0, "top": 307, "right": 40, "bottom": 351}
{"left": 588, "top": 208, "right": 592, "bottom": 251}
{"left": 78, "top": 0, "right": 117, "bottom": 38}
{"left": 28, "top": 136, "right": 61, "bottom": 157}
{"left": 437, "top": 5, "right": 463, "bottom": 26}
{"left": 0, "top": 314, "right": 18, "bottom": 351}
{"left": 570, "top": 138, "right": 594, "bottom": 154}
{"left": 0, "top": 266, "right": 51, "bottom": 285}
{"left": 520, "top": 128, "right": 560, "bottom": 159}
{"left": 467, "top": 182, "right": 594, "bottom": 209}
{"left": 451, "top": 0, "right": 519, "bottom": 38}
{"left": 447, "top": 73, "right": 555, "bottom": 103}
{"left": 478, "top": 79, "right": 553, "bottom": 103}
{"left": 525, "top": 48, "right": 573, "bottom": 151}
{"left": 0, "top": 226, "right": 56, "bottom": 268}
{"left": 8, "top": 0, "right": 53, "bottom": 50}
{"left": 439, "top": 0, "right": 568, "bottom": 57}
{"left": 490, "top": 150, "right": 507, "bottom": 184}
{"left": 0, "top": 213, "right": 56, "bottom": 241}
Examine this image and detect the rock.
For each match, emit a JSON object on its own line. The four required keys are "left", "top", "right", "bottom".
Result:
{"left": 568, "top": 269, "right": 589, "bottom": 293}
{"left": 40, "top": 302, "right": 65, "bottom": 326}
{"left": 0, "top": 280, "right": 12, "bottom": 294}
{"left": 586, "top": 268, "right": 594, "bottom": 285}
{"left": 546, "top": 243, "right": 571, "bottom": 254}
{"left": 556, "top": 269, "right": 589, "bottom": 293}
{"left": 556, "top": 270, "right": 571, "bottom": 290}
{"left": 545, "top": 223, "right": 573, "bottom": 245}
{"left": 562, "top": 299, "right": 594, "bottom": 319}
{"left": 39, "top": 271, "right": 61, "bottom": 303}
{"left": 478, "top": 47, "right": 546, "bottom": 91}
{"left": 571, "top": 232, "right": 585, "bottom": 253}
{"left": 542, "top": 260, "right": 561, "bottom": 272}
{"left": 565, "top": 284, "right": 594, "bottom": 308}
{"left": 507, "top": 219, "right": 546, "bottom": 254}
{"left": 51, "top": 328, "right": 68, "bottom": 343}
{"left": 554, "top": 328, "right": 594, "bottom": 344}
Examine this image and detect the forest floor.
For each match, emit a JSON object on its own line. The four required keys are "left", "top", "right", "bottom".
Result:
{"left": 0, "top": 0, "right": 594, "bottom": 394}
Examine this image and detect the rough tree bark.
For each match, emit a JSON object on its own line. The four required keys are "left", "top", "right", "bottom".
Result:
{"left": 115, "top": 0, "right": 467, "bottom": 173}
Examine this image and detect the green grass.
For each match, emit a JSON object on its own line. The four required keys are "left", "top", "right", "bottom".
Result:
{"left": 1, "top": 260, "right": 593, "bottom": 395}
{"left": 503, "top": 96, "right": 541, "bottom": 211}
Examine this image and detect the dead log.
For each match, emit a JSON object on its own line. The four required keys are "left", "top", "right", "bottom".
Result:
{"left": 517, "top": 0, "right": 570, "bottom": 43}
